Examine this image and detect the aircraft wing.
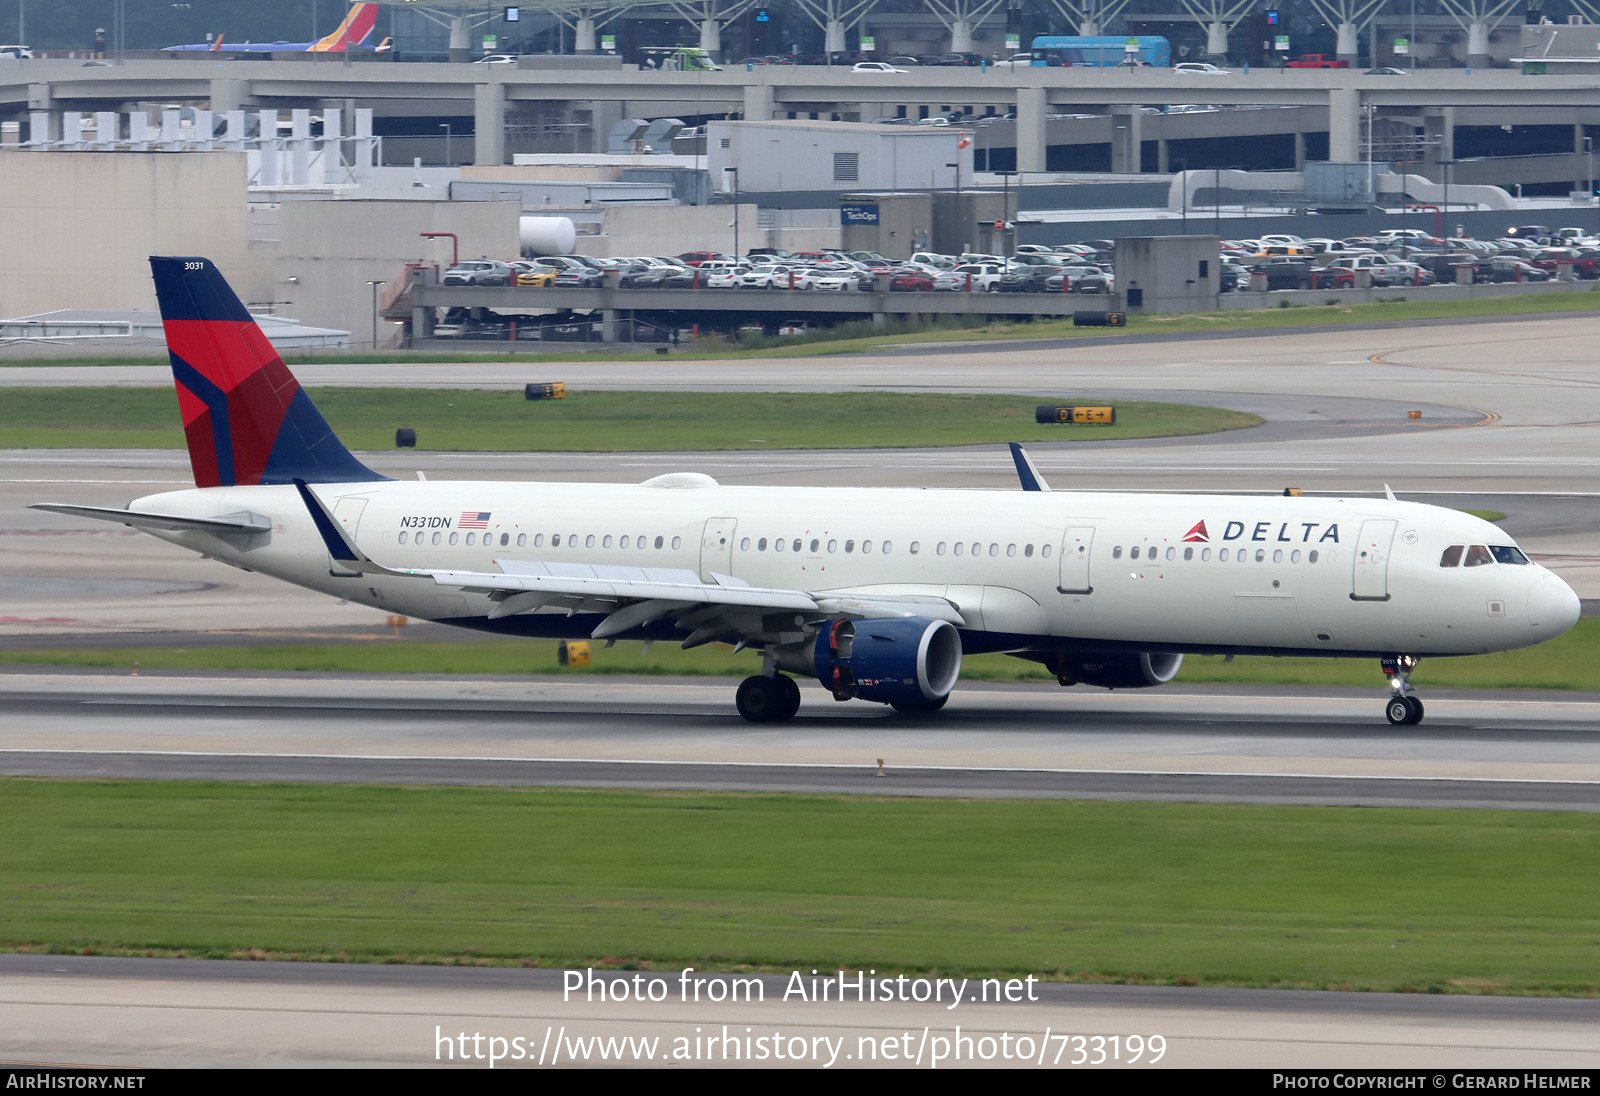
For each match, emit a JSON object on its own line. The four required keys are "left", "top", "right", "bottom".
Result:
{"left": 29, "top": 503, "right": 270, "bottom": 536}
{"left": 425, "top": 560, "right": 960, "bottom": 636}
{"left": 426, "top": 562, "right": 966, "bottom": 646}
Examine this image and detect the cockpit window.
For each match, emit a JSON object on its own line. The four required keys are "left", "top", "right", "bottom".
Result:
{"left": 1490, "top": 545, "right": 1529, "bottom": 565}
{"left": 1463, "top": 544, "right": 1494, "bottom": 567}
{"left": 1439, "top": 545, "right": 1464, "bottom": 567}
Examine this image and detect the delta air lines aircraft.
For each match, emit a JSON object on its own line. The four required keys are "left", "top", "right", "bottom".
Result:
{"left": 33, "top": 258, "right": 1582, "bottom": 725}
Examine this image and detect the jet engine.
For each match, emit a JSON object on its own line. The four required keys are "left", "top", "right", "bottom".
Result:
{"left": 1053, "top": 651, "right": 1184, "bottom": 689}
{"left": 777, "top": 617, "right": 963, "bottom": 707}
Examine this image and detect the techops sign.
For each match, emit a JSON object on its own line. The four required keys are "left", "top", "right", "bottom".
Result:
{"left": 840, "top": 203, "right": 881, "bottom": 224}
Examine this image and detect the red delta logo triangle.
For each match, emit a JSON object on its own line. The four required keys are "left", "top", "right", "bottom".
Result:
{"left": 1182, "top": 520, "right": 1210, "bottom": 543}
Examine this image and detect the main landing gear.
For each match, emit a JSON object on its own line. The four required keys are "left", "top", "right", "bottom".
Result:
{"left": 736, "top": 673, "right": 801, "bottom": 723}
{"left": 1382, "top": 655, "right": 1425, "bottom": 726}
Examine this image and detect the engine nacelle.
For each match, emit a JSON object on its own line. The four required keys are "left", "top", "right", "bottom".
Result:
{"left": 780, "top": 617, "right": 962, "bottom": 705}
{"left": 1058, "top": 651, "right": 1183, "bottom": 689}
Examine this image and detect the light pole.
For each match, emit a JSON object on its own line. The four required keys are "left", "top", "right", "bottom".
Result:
{"left": 1586, "top": 135, "right": 1595, "bottom": 237}
{"left": 999, "top": 169, "right": 1011, "bottom": 258}
{"left": 1214, "top": 165, "right": 1221, "bottom": 238}
{"left": 1439, "top": 158, "right": 1453, "bottom": 240}
{"left": 439, "top": 123, "right": 452, "bottom": 166}
{"left": 729, "top": 166, "right": 739, "bottom": 259}
{"left": 1177, "top": 157, "right": 1188, "bottom": 234}
{"left": 366, "top": 279, "right": 385, "bottom": 349}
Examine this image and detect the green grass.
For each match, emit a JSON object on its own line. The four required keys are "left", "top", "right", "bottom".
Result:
{"left": 6, "top": 618, "right": 1595, "bottom": 690}
{"left": 0, "top": 389, "right": 1261, "bottom": 452}
{"left": 1, "top": 782, "right": 1594, "bottom": 993}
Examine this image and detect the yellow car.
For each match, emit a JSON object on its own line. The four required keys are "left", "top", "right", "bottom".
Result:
{"left": 513, "top": 264, "right": 558, "bottom": 287}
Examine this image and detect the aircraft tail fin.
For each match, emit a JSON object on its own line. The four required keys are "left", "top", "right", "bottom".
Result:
{"left": 210, "top": 34, "right": 223, "bottom": 51}
{"left": 149, "top": 256, "right": 387, "bottom": 489}
{"left": 311, "top": 3, "right": 379, "bottom": 52}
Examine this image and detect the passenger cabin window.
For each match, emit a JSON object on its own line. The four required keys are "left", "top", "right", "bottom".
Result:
{"left": 1464, "top": 545, "right": 1494, "bottom": 567}
{"left": 1440, "top": 545, "right": 1464, "bottom": 567}
{"left": 1112, "top": 546, "right": 1123, "bottom": 559}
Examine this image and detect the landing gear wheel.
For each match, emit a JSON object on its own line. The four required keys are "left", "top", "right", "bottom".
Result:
{"left": 890, "top": 693, "right": 949, "bottom": 714}
{"left": 736, "top": 675, "right": 782, "bottom": 723}
{"left": 1385, "top": 695, "right": 1425, "bottom": 726}
{"left": 774, "top": 674, "right": 801, "bottom": 721}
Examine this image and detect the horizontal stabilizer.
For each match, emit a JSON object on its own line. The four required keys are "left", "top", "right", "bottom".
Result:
{"left": 30, "top": 503, "right": 270, "bottom": 535}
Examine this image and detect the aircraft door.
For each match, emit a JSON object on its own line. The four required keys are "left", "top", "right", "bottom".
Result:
{"left": 1352, "top": 519, "right": 1397, "bottom": 601}
{"left": 332, "top": 496, "right": 368, "bottom": 538}
{"left": 325, "top": 496, "right": 369, "bottom": 577}
{"left": 699, "top": 517, "right": 737, "bottom": 582}
{"left": 1058, "top": 525, "right": 1095, "bottom": 595}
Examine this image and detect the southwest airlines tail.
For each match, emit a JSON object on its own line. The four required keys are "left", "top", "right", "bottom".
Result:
{"left": 150, "top": 257, "right": 386, "bottom": 489}
{"left": 311, "top": 3, "right": 380, "bottom": 52}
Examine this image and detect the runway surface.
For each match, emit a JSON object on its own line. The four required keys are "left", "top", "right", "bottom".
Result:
{"left": 4, "top": 955, "right": 1597, "bottom": 1070}
{"left": 2, "top": 673, "right": 1595, "bottom": 809}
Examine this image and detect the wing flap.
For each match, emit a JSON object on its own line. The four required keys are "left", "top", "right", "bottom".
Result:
{"left": 427, "top": 566, "right": 821, "bottom": 612}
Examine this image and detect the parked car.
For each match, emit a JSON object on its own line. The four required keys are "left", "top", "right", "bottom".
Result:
{"left": 888, "top": 271, "right": 937, "bottom": 291}
{"left": 1244, "top": 260, "right": 1328, "bottom": 290}
{"left": 1372, "top": 261, "right": 1435, "bottom": 286}
{"left": 1476, "top": 258, "right": 1551, "bottom": 283}
{"left": 509, "top": 262, "right": 557, "bottom": 288}
{"left": 1173, "top": 62, "right": 1231, "bottom": 75}
{"left": 852, "top": 61, "right": 907, "bottom": 74}
{"left": 1286, "top": 54, "right": 1348, "bottom": 68}
{"left": 996, "top": 268, "right": 1059, "bottom": 293}
{"left": 442, "top": 260, "right": 513, "bottom": 286}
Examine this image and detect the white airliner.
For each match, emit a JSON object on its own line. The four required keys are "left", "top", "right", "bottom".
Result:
{"left": 32, "top": 258, "right": 1582, "bottom": 726}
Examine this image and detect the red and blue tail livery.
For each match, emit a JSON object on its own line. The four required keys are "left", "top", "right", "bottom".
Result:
{"left": 150, "top": 256, "right": 386, "bottom": 488}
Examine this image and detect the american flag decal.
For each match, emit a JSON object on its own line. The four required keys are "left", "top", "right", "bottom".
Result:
{"left": 459, "top": 511, "right": 490, "bottom": 529}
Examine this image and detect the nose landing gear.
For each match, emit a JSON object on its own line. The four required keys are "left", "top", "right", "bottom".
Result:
{"left": 1382, "top": 655, "right": 1424, "bottom": 725}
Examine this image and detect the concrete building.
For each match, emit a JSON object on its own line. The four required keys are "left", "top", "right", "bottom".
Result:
{"left": 0, "top": 150, "right": 521, "bottom": 349}
{"left": 707, "top": 119, "right": 975, "bottom": 194}
{"left": 1115, "top": 236, "right": 1221, "bottom": 313}
{"left": 0, "top": 151, "right": 251, "bottom": 319}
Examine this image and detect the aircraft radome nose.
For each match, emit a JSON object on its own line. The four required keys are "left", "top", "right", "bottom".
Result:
{"left": 1528, "top": 573, "right": 1582, "bottom": 639}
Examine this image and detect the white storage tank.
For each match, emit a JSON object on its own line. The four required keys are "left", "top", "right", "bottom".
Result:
{"left": 519, "top": 216, "right": 577, "bottom": 256}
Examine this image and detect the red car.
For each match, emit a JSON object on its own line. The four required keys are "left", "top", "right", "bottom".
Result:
{"left": 1305, "top": 266, "right": 1355, "bottom": 289}
{"left": 676, "top": 251, "right": 729, "bottom": 267}
{"left": 1286, "top": 54, "right": 1348, "bottom": 68}
{"left": 889, "top": 272, "right": 936, "bottom": 291}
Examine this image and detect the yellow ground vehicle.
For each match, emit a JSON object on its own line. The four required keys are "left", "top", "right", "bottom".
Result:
{"left": 513, "top": 263, "right": 558, "bottom": 287}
